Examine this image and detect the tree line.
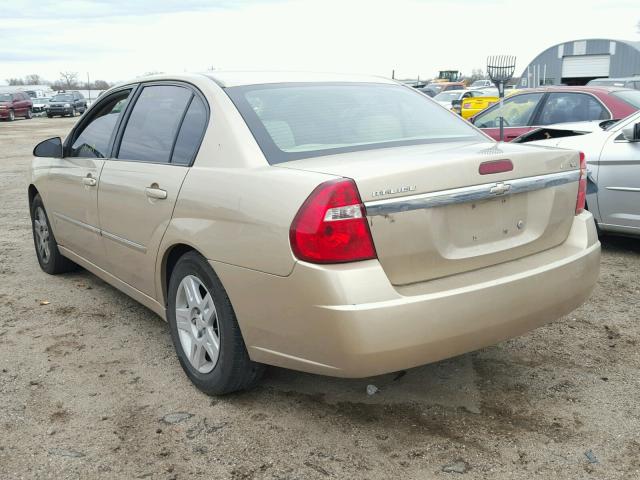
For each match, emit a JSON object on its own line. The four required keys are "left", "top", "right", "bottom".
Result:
{"left": 5, "top": 72, "right": 111, "bottom": 91}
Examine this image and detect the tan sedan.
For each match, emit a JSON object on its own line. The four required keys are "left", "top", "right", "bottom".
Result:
{"left": 29, "top": 73, "right": 600, "bottom": 395}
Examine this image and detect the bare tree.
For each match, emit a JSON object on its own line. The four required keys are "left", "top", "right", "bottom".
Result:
{"left": 24, "top": 74, "right": 44, "bottom": 85}
{"left": 93, "top": 79, "right": 110, "bottom": 90}
{"left": 6, "top": 78, "right": 25, "bottom": 86}
{"left": 59, "top": 71, "right": 79, "bottom": 89}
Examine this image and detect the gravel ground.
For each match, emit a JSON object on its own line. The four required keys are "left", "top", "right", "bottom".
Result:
{"left": 1, "top": 117, "right": 639, "bottom": 480}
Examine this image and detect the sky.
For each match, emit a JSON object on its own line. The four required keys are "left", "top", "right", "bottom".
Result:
{"left": 1, "top": 0, "right": 639, "bottom": 85}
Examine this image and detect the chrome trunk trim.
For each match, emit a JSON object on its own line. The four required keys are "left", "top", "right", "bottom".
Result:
{"left": 365, "top": 170, "right": 580, "bottom": 217}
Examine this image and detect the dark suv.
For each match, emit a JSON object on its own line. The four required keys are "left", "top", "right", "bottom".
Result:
{"left": 0, "top": 91, "right": 33, "bottom": 121}
{"left": 47, "top": 91, "right": 87, "bottom": 117}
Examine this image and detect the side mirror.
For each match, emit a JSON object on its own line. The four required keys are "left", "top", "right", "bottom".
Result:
{"left": 33, "top": 137, "right": 63, "bottom": 158}
{"left": 451, "top": 99, "right": 462, "bottom": 115}
{"left": 622, "top": 123, "right": 640, "bottom": 142}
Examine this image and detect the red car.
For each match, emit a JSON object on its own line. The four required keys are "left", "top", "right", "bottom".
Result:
{"left": 0, "top": 91, "right": 33, "bottom": 121}
{"left": 471, "top": 86, "right": 640, "bottom": 141}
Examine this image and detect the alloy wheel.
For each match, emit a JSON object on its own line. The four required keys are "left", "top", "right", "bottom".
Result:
{"left": 175, "top": 275, "right": 220, "bottom": 373}
{"left": 33, "top": 206, "right": 51, "bottom": 264}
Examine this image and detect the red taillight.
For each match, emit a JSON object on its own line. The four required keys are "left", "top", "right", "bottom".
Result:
{"left": 576, "top": 151, "right": 587, "bottom": 215}
{"left": 290, "top": 179, "right": 377, "bottom": 264}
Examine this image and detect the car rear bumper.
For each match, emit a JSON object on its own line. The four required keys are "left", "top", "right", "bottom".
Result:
{"left": 214, "top": 211, "right": 600, "bottom": 378}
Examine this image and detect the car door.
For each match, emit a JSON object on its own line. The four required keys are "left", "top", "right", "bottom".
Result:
{"left": 46, "top": 87, "right": 133, "bottom": 264}
{"left": 596, "top": 121, "right": 640, "bottom": 232}
{"left": 473, "top": 92, "right": 544, "bottom": 141}
{"left": 97, "top": 83, "right": 208, "bottom": 297}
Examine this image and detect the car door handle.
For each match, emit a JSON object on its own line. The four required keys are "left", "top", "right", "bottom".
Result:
{"left": 145, "top": 186, "right": 167, "bottom": 200}
{"left": 83, "top": 175, "right": 97, "bottom": 187}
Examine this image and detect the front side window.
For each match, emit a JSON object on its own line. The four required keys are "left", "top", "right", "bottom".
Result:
{"left": 225, "top": 82, "right": 486, "bottom": 164}
{"left": 117, "top": 85, "right": 192, "bottom": 163}
{"left": 0, "top": 93, "right": 11, "bottom": 102}
{"left": 70, "top": 89, "right": 131, "bottom": 158}
{"left": 474, "top": 93, "right": 544, "bottom": 128}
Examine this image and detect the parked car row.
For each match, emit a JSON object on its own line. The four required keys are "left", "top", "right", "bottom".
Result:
{"left": 0, "top": 89, "right": 88, "bottom": 121}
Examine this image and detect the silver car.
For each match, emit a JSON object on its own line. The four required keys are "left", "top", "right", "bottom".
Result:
{"left": 524, "top": 112, "right": 640, "bottom": 236}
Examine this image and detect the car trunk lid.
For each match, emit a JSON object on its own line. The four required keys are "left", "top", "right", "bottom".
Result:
{"left": 279, "top": 141, "right": 581, "bottom": 285}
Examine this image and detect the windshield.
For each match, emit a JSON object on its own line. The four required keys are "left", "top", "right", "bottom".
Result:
{"left": 471, "top": 80, "right": 488, "bottom": 87}
{"left": 0, "top": 93, "right": 12, "bottom": 102}
{"left": 612, "top": 90, "right": 640, "bottom": 109}
{"left": 52, "top": 94, "right": 73, "bottom": 102}
{"left": 434, "top": 91, "right": 463, "bottom": 101}
{"left": 226, "top": 82, "right": 486, "bottom": 164}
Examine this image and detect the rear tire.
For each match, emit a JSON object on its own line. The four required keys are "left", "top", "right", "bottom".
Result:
{"left": 167, "top": 251, "right": 264, "bottom": 395}
{"left": 31, "top": 195, "right": 78, "bottom": 274}
{"left": 25, "top": 109, "right": 33, "bottom": 119}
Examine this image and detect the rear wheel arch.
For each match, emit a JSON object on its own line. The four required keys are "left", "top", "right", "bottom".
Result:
{"left": 161, "top": 243, "right": 202, "bottom": 306}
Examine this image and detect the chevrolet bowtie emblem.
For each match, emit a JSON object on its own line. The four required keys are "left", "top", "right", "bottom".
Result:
{"left": 490, "top": 182, "right": 511, "bottom": 195}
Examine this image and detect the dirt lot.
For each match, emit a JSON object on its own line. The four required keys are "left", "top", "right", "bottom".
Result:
{"left": 0, "top": 117, "right": 639, "bottom": 480}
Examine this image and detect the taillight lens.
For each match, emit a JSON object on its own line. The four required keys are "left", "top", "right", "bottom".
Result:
{"left": 576, "top": 151, "right": 587, "bottom": 215}
{"left": 290, "top": 179, "right": 377, "bottom": 264}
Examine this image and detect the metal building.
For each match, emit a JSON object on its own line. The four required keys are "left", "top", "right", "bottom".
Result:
{"left": 519, "top": 38, "right": 640, "bottom": 87}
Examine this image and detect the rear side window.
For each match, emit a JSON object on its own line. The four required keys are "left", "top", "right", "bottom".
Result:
{"left": 118, "top": 85, "right": 192, "bottom": 163}
{"left": 537, "top": 93, "right": 609, "bottom": 126}
{"left": 171, "top": 96, "right": 207, "bottom": 165}
{"left": 70, "top": 89, "right": 131, "bottom": 158}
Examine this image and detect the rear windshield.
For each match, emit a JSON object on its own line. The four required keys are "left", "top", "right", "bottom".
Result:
{"left": 434, "top": 91, "right": 463, "bottom": 101}
{"left": 225, "top": 82, "right": 486, "bottom": 164}
{"left": 612, "top": 90, "right": 640, "bottom": 109}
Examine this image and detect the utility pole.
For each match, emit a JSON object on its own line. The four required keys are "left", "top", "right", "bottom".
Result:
{"left": 87, "top": 72, "right": 91, "bottom": 103}
{"left": 392, "top": 69, "right": 395, "bottom": 79}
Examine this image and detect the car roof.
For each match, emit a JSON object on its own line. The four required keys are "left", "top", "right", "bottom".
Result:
{"left": 590, "top": 76, "right": 640, "bottom": 82}
{"left": 203, "top": 71, "right": 397, "bottom": 88}
{"left": 516, "top": 85, "right": 632, "bottom": 94}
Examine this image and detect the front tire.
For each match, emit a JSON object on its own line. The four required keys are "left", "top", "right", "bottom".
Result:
{"left": 25, "top": 109, "right": 33, "bottom": 119}
{"left": 8, "top": 110, "right": 15, "bottom": 121}
{"left": 167, "top": 251, "right": 264, "bottom": 395}
{"left": 31, "top": 195, "right": 78, "bottom": 274}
